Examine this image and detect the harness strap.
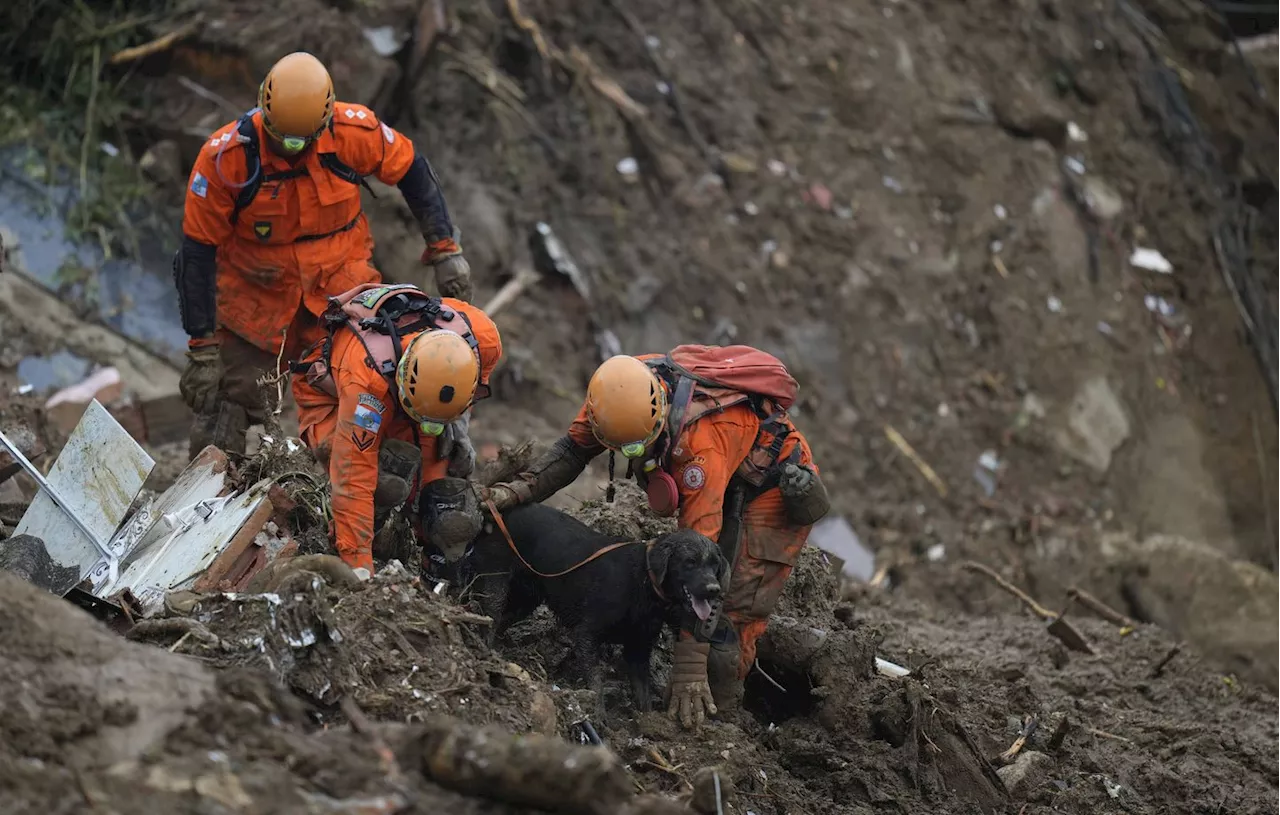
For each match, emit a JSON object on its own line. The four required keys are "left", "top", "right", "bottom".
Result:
{"left": 228, "top": 110, "right": 373, "bottom": 227}
{"left": 484, "top": 498, "right": 664, "bottom": 598}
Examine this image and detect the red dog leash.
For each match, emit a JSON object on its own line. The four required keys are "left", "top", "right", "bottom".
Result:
{"left": 483, "top": 497, "right": 666, "bottom": 597}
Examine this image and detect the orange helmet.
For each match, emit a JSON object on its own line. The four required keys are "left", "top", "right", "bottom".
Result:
{"left": 584, "top": 355, "right": 667, "bottom": 459}
{"left": 395, "top": 329, "right": 479, "bottom": 435}
{"left": 258, "top": 52, "right": 335, "bottom": 151}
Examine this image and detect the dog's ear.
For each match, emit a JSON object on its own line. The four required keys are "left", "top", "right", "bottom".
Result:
{"left": 715, "top": 550, "right": 731, "bottom": 583}
{"left": 648, "top": 537, "right": 673, "bottom": 588}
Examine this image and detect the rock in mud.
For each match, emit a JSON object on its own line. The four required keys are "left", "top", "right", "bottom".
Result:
{"left": 996, "top": 750, "right": 1053, "bottom": 798}
{"left": 1115, "top": 533, "right": 1279, "bottom": 689}
{"left": 405, "top": 715, "right": 633, "bottom": 815}
{"left": 992, "top": 75, "right": 1070, "bottom": 146}
{"left": 1051, "top": 375, "right": 1131, "bottom": 472}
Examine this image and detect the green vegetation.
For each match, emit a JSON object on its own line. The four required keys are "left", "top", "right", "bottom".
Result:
{"left": 1, "top": 0, "right": 177, "bottom": 259}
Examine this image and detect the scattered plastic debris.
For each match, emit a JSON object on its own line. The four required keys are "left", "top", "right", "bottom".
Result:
{"left": 993, "top": 204, "right": 1008, "bottom": 220}
{"left": 1067, "top": 121, "right": 1088, "bottom": 142}
{"left": 100, "top": 142, "right": 120, "bottom": 157}
{"left": 926, "top": 543, "right": 946, "bottom": 562}
{"left": 882, "top": 175, "right": 904, "bottom": 193}
{"left": 743, "top": 201, "right": 760, "bottom": 216}
{"left": 972, "top": 449, "right": 1000, "bottom": 496}
{"left": 362, "top": 26, "right": 404, "bottom": 57}
{"left": 1064, "top": 157, "right": 1086, "bottom": 174}
{"left": 804, "top": 182, "right": 834, "bottom": 211}
{"left": 808, "top": 515, "right": 875, "bottom": 581}
{"left": 767, "top": 159, "right": 787, "bottom": 177}
{"left": 1129, "top": 247, "right": 1173, "bottom": 274}
{"left": 1144, "top": 294, "right": 1175, "bottom": 317}
{"left": 1047, "top": 295, "right": 1064, "bottom": 313}
{"left": 615, "top": 157, "right": 639, "bottom": 176}
{"left": 655, "top": 80, "right": 670, "bottom": 95}
{"left": 875, "top": 657, "right": 911, "bottom": 678}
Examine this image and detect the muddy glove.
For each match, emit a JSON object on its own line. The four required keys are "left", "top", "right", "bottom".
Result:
{"left": 779, "top": 462, "right": 831, "bottom": 526}
{"left": 432, "top": 254, "right": 473, "bottom": 302}
{"left": 179, "top": 342, "right": 223, "bottom": 414}
{"left": 437, "top": 412, "right": 476, "bottom": 478}
{"left": 666, "top": 638, "right": 717, "bottom": 730}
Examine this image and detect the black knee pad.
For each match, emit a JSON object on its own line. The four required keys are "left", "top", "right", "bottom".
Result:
{"left": 418, "top": 476, "right": 482, "bottom": 562}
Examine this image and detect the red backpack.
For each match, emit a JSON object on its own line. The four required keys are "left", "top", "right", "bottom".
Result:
{"left": 656, "top": 344, "right": 798, "bottom": 411}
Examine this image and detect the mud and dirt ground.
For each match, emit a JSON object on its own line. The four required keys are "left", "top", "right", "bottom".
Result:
{"left": 0, "top": 0, "right": 1276, "bottom": 812}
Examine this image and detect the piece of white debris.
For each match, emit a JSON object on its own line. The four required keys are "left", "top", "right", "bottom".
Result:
{"left": 993, "top": 203, "right": 1008, "bottom": 220}
{"left": 1047, "top": 295, "right": 1064, "bottom": 313}
{"left": 926, "top": 543, "right": 946, "bottom": 562}
{"left": 1067, "top": 121, "right": 1088, "bottom": 142}
{"left": 1064, "top": 156, "right": 1086, "bottom": 174}
{"left": 1129, "top": 247, "right": 1173, "bottom": 274}
{"left": 615, "top": 157, "right": 639, "bottom": 176}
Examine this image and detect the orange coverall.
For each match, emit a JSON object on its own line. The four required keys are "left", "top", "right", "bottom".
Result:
{"left": 181, "top": 102, "right": 447, "bottom": 356}
{"left": 291, "top": 299, "right": 502, "bottom": 572}
{"left": 566, "top": 377, "right": 817, "bottom": 677}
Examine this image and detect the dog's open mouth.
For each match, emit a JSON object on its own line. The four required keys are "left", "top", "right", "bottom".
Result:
{"left": 685, "top": 589, "right": 714, "bottom": 622}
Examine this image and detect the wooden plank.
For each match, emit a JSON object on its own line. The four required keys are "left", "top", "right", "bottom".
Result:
{"left": 191, "top": 497, "right": 273, "bottom": 592}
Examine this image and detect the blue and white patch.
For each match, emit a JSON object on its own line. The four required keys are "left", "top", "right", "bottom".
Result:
{"left": 358, "top": 393, "right": 386, "bottom": 413}
{"left": 353, "top": 403, "right": 383, "bottom": 434}
{"left": 190, "top": 172, "right": 209, "bottom": 198}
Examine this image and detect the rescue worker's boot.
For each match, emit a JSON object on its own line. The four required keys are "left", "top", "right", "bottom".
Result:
{"left": 189, "top": 402, "right": 250, "bottom": 459}
{"left": 373, "top": 439, "right": 420, "bottom": 532}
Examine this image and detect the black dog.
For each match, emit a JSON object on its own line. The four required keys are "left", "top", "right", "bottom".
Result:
{"left": 468, "top": 502, "right": 726, "bottom": 712}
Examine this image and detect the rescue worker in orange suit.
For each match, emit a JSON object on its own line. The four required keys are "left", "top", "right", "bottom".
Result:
{"left": 291, "top": 283, "right": 502, "bottom": 576}
{"left": 485, "top": 347, "right": 831, "bottom": 729}
{"left": 174, "top": 51, "right": 473, "bottom": 459}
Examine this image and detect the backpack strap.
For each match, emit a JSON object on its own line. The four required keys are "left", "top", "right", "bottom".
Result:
{"left": 319, "top": 151, "right": 378, "bottom": 198}
{"left": 228, "top": 112, "right": 377, "bottom": 227}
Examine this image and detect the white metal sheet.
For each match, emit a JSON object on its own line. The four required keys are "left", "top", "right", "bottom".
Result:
{"left": 116, "top": 478, "right": 273, "bottom": 616}
{"left": 13, "top": 400, "right": 153, "bottom": 594}
{"left": 104, "top": 448, "right": 231, "bottom": 596}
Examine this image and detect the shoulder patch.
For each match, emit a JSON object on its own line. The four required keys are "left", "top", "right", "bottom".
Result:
{"left": 334, "top": 103, "right": 379, "bottom": 130}
{"left": 381, "top": 122, "right": 396, "bottom": 144}
{"left": 189, "top": 172, "right": 208, "bottom": 198}
{"left": 678, "top": 455, "right": 709, "bottom": 491}
{"left": 357, "top": 393, "right": 386, "bottom": 413}
{"left": 352, "top": 398, "right": 384, "bottom": 435}
{"left": 681, "top": 463, "right": 707, "bottom": 490}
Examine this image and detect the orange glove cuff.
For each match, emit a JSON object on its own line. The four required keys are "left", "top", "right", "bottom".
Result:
{"left": 421, "top": 238, "right": 461, "bottom": 265}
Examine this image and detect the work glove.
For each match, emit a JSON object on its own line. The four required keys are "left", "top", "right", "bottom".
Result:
{"left": 666, "top": 638, "right": 717, "bottom": 730}
{"left": 780, "top": 463, "right": 814, "bottom": 496}
{"left": 779, "top": 462, "right": 831, "bottom": 526}
{"left": 481, "top": 482, "right": 522, "bottom": 512}
{"left": 432, "top": 254, "right": 473, "bottom": 302}
{"left": 179, "top": 342, "right": 223, "bottom": 414}
{"left": 438, "top": 413, "right": 476, "bottom": 479}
